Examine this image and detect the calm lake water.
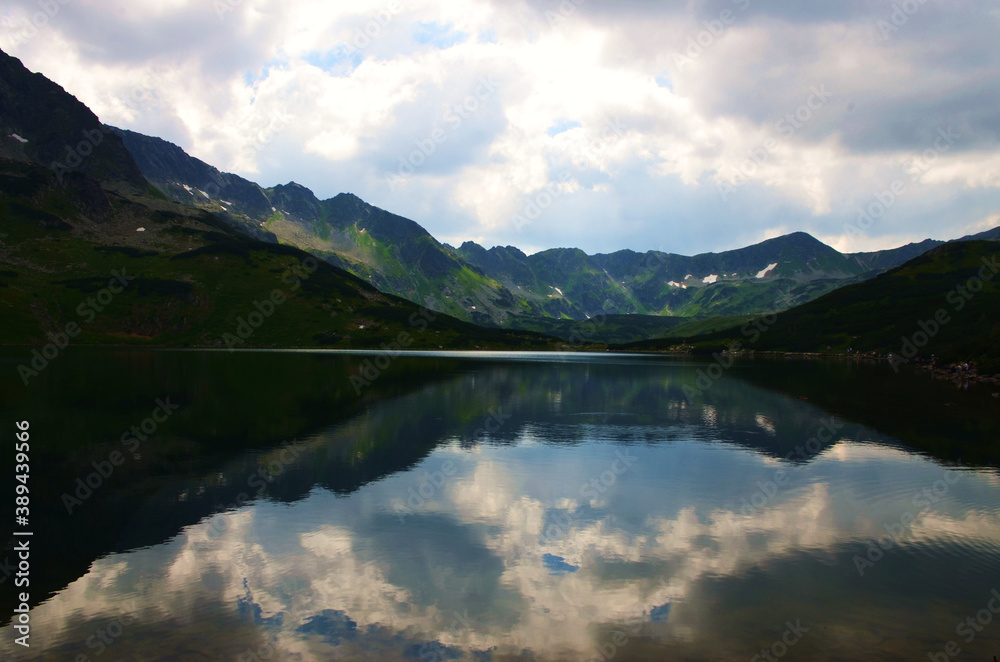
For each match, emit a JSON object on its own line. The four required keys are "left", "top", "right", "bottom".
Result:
{"left": 1, "top": 349, "right": 999, "bottom": 661}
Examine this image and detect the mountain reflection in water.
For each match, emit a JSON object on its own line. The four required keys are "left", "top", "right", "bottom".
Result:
{"left": 1, "top": 349, "right": 998, "bottom": 661}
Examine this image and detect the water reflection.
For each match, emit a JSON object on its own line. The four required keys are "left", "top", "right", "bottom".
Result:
{"left": 1, "top": 350, "right": 999, "bottom": 661}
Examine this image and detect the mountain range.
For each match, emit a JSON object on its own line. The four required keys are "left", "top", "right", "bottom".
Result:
{"left": 111, "top": 127, "right": 979, "bottom": 337}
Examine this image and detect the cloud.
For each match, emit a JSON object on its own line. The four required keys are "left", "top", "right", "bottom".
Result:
{"left": 8, "top": 436, "right": 999, "bottom": 661}
{"left": 2, "top": 0, "right": 998, "bottom": 255}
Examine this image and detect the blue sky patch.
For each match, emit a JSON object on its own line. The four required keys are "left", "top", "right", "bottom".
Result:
{"left": 414, "top": 22, "right": 467, "bottom": 49}
{"left": 547, "top": 119, "right": 582, "bottom": 137}
{"left": 650, "top": 602, "right": 672, "bottom": 623}
{"left": 242, "top": 59, "right": 286, "bottom": 87}
{"left": 300, "top": 49, "right": 362, "bottom": 76}
{"left": 542, "top": 553, "right": 580, "bottom": 575}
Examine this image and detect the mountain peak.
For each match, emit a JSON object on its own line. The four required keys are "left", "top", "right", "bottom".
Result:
{"left": 763, "top": 231, "right": 824, "bottom": 247}
{"left": 0, "top": 49, "right": 147, "bottom": 190}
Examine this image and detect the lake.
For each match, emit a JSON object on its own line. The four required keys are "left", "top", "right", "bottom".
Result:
{"left": 1, "top": 349, "right": 998, "bottom": 661}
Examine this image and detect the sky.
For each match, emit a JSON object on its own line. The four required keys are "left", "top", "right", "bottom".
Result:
{"left": 2, "top": 0, "right": 999, "bottom": 256}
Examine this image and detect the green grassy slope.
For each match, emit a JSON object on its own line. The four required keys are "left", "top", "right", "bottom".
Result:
{"left": 618, "top": 241, "right": 1000, "bottom": 371}
{"left": 0, "top": 160, "right": 557, "bottom": 352}
{"left": 123, "top": 158, "right": 542, "bottom": 326}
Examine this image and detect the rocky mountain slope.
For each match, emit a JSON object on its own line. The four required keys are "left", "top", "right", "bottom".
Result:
{"left": 113, "top": 128, "right": 969, "bottom": 333}
{"left": 112, "top": 128, "right": 535, "bottom": 326}
{"left": 0, "top": 51, "right": 147, "bottom": 193}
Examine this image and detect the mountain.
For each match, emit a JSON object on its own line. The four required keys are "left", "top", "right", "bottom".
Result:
{"left": 847, "top": 239, "right": 944, "bottom": 273}
{"left": 456, "top": 231, "right": 949, "bottom": 319}
{"left": 0, "top": 49, "right": 554, "bottom": 351}
{"left": 0, "top": 50, "right": 147, "bottom": 193}
{"left": 111, "top": 128, "right": 542, "bottom": 325}
{"left": 114, "top": 128, "right": 960, "bottom": 335}
{"left": 960, "top": 225, "right": 1000, "bottom": 242}
{"left": 0, "top": 155, "right": 555, "bottom": 350}
{"left": 111, "top": 127, "right": 275, "bottom": 242}
{"left": 622, "top": 240, "right": 1000, "bottom": 372}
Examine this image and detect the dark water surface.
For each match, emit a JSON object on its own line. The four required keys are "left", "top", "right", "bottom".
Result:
{"left": 1, "top": 349, "right": 998, "bottom": 661}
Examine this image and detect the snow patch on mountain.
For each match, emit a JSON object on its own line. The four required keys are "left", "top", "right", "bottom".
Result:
{"left": 756, "top": 263, "right": 778, "bottom": 279}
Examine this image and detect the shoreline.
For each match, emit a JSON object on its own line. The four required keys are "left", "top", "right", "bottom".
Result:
{"left": 2, "top": 342, "right": 998, "bottom": 388}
